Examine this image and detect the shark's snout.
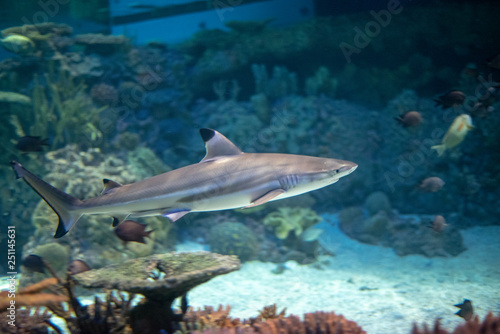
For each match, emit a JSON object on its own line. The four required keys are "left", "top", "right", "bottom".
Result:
{"left": 339, "top": 162, "right": 358, "bottom": 175}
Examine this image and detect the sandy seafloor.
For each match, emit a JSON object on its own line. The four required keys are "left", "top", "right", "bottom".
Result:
{"left": 180, "top": 214, "right": 500, "bottom": 333}
{"left": 2, "top": 213, "right": 500, "bottom": 333}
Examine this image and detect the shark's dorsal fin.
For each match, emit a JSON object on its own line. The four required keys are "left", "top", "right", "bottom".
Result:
{"left": 102, "top": 179, "right": 123, "bottom": 195}
{"left": 199, "top": 128, "right": 243, "bottom": 162}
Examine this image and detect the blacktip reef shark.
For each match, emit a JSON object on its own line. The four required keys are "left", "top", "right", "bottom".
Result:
{"left": 11, "top": 129, "right": 358, "bottom": 238}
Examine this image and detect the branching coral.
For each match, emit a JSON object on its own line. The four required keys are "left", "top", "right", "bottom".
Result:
{"left": 0, "top": 277, "right": 67, "bottom": 310}
{"left": 181, "top": 308, "right": 364, "bottom": 334}
{"left": 30, "top": 66, "right": 105, "bottom": 147}
{"left": 251, "top": 64, "right": 298, "bottom": 101}
{"left": 263, "top": 207, "right": 322, "bottom": 240}
{"left": 412, "top": 313, "right": 500, "bottom": 334}
{"left": 305, "top": 66, "right": 338, "bottom": 97}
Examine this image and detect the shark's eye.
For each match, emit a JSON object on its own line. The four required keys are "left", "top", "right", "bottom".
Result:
{"left": 335, "top": 169, "right": 340, "bottom": 174}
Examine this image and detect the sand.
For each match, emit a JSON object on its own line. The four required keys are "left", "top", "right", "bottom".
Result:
{"left": 183, "top": 214, "right": 500, "bottom": 333}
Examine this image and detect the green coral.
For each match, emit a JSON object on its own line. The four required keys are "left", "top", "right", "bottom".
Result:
{"left": 251, "top": 64, "right": 298, "bottom": 100}
{"left": 30, "top": 66, "right": 105, "bottom": 148}
{"left": 305, "top": 66, "right": 338, "bottom": 97}
{"left": 127, "top": 147, "right": 172, "bottom": 179}
{"left": 209, "top": 222, "right": 257, "bottom": 262}
{"left": 263, "top": 207, "right": 322, "bottom": 240}
{"left": 0, "top": 91, "right": 32, "bottom": 105}
{"left": 31, "top": 242, "right": 70, "bottom": 273}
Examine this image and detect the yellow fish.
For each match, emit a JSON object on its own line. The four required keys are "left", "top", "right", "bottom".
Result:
{"left": 1, "top": 34, "right": 35, "bottom": 54}
{"left": 431, "top": 114, "right": 474, "bottom": 156}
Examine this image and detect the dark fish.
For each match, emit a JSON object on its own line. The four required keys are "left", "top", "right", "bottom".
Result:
{"left": 22, "top": 254, "right": 45, "bottom": 273}
{"left": 67, "top": 259, "right": 91, "bottom": 275}
{"left": 454, "top": 299, "right": 473, "bottom": 321}
{"left": 15, "top": 136, "right": 49, "bottom": 152}
{"left": 486, "top": 54, "right": 500, "bottom": 70}
{"left": 427, "top": 215, "right": 447, "bottom": 233}
{"left": 114, "top": 220, "right": 153, "bottom": 244}
{"left": 394, "top": 111, "right": 422, "bottom": 127}
{"left": 419, "top": 177, "right": 445, "bottom": 193}
{"left": 434, "top": 91, "right": 465, "bottom": 109}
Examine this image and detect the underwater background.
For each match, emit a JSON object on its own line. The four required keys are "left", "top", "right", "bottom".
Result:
{"left": 0, "top": 0, "right": 499, "bottom": 333}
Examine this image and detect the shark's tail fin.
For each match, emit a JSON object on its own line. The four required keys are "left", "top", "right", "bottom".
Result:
{"left": 11, "top": 161, "right": 83, "bottom": 238}
{"left": 431, "top": 145, "right": 446, "bottom": 157}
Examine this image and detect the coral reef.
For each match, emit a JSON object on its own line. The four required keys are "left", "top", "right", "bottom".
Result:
{"left": 209, "top": 222, "right": 258, "bottom": 261}
{"left": 339, "top": 202, "right": 466, "bottom": 257}
{"left": 251, "top": 64, "right": 298, "bottom": 101}
{"left": 263, "top": 207, "right": 322, "bottom": 240}
{"left": 412, "top": 313, "right": 500, "bottom": 334}
{"left": 0, "top": 91, "right": 31, "bottom": 105}
{"left": 30, "top": 242, "right": 70, "bottom": 275}
{"left": 74, "top": 33, "right": 130, "bottom": 55}
{"left": 73, "top": 252, "right": 241, "bottom": 334}
{"left": 364, "top": 191, "right": 392, "bottom": 217}
{"left": 305, "top": 66, "right": 338, "bottom": 97}
{"left": 0, "top": 277, "right": 67, "bottom": 310}
{"left": 90, "top": 82, "right": 119, "bottom": 106}
{"left": 182, "top": 308, "right": 365, "bottom": 334}
{"left": 30, "top": 67, "right": 105, "bottom": 147}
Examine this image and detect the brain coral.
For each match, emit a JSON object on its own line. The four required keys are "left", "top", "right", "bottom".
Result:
{"left": 209, "top": 222, "right": 258, "bottom": 261}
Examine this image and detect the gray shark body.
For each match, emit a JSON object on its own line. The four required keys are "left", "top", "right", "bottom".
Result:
{"left": 11, "top": 129, "right": 357, "bottom": 238}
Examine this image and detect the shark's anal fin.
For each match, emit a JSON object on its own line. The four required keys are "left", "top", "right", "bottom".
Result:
{"left": 102, "top": 179, "right": 123, "bottom": 195}
{"left": 244, "top": 189, "right": 286, "bottom": 209}
{"left": 162, "top": 209, "right": 190, "bottom": 222}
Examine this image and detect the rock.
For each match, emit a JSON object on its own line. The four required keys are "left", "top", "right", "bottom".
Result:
{"left": 73, "top": 251, "right": 241, "bottom": 334}
{"left": 73, "top": 251, "right": 240, "bottom": 300}
{"left": 364, "top": 191, "right": 392, "bottom": 216}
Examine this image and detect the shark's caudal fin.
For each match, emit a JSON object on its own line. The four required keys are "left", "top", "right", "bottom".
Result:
{"left": 10, "top": 161, "right": 83, "bottom": 238}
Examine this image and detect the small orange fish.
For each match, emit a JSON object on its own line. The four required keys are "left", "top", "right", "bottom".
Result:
{"left": 419, "top": 177, "right": 445, "bottom": 193}
{"left": 114, "top": 220, "right": 153, "bottom": 244}
{"left": 67, "top": 259, "right": 91, "bottom": 275}
{"left": 394, "top": 111, "right": 422, "bottom": 128}
{"left": 427, "top": 215, "right": 447, "bottom": 233}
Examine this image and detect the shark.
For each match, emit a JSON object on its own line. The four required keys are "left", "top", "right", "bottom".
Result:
{"left": 11, "top": 128, "right": 358, "bottom": 238}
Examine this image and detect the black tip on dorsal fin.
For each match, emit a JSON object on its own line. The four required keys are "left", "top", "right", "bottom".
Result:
{"left": 102, "top": 179, "right": 123, "bottom": 195}
{"left": 200, "top": 128, "right": 215, "bottom": 142}
{"left": 199, "top": 128, "right": 243, "bottom": 162}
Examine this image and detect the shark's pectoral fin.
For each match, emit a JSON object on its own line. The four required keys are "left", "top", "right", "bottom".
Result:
{"left": 102, "top": 179, "right": 123, "bottom": 195}
{"left": 162, "top": 209, "right": 191, "bottom": 222}
{"left": 244, "top": 189, "right": 286, "bottom": 209}
{"left": 112, "top": 214, "right": 130, "bottom": 227}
